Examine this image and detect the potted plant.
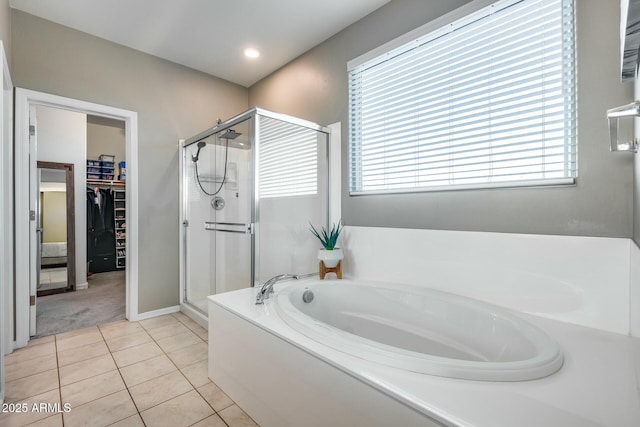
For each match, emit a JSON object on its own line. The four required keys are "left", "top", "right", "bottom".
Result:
{"left": 310, "top": 220, "right": 343, "bottom": 268}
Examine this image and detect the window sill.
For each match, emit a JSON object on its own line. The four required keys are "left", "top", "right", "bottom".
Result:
{"left": 349, "top": 178, "right": 576, "bottom": 196}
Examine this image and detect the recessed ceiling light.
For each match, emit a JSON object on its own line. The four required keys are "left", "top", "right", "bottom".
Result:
{"left": 244, "top": 48, "right": 260, "bottom": 59}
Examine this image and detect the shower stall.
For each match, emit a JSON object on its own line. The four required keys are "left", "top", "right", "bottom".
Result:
{"left": 180, "top": 108, "right": 330, "bottom": 321}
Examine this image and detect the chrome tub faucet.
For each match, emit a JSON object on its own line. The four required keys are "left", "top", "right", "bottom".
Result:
{"left": 255, "top": 274, "right": 300, "bottom": 304}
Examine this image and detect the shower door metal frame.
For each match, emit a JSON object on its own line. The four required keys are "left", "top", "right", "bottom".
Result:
{"left": 181, "top": 107, "right": 331, "bottom": 314}
{"left": 251, "top": 114, "right": 259, "bottom": 287}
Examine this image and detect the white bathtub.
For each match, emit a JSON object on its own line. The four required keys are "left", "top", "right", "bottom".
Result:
{"left": 209, "top": 280, "right": 640, "bottom": 427}
{"left": 274, "top": 280, "right": 563, "bottom": 381}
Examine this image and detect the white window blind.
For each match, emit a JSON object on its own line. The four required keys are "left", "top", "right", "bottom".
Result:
{"left": 259, "top": 117, "right": 318, "bottom": 198}
{"left": 348, "top": 0, "right": 576, "bottom": 194}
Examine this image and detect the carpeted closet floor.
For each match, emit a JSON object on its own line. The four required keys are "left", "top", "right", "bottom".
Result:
{"left": 35, "top": 270, "right": 126, "bottom": 337}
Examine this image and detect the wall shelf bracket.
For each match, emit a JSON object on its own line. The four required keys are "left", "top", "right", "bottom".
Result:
{"left": 607, "top": 102, "right": 640, "bottom": 153}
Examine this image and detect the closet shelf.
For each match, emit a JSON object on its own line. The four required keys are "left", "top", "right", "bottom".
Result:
{"left": 87, "top": 179, "right": 126, "bottom": 187}
{"left": 114, "top": 186, "right": 127, "bottom": 270}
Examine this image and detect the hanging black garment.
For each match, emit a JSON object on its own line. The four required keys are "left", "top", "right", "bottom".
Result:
{"left": 87, "top": 189, "right": 99, "bottom": 261}
{"left": 99, "top": 189, "right": 115, "bottom": 232}
{"left": 87, "top": 188, "right": 116, "bottom": 273}
{"left": 94, "top": 189, "right": 115, "bottom": 256}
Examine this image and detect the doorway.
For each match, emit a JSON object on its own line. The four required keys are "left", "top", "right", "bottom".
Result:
{"left": 14, "top": 88, "right": 139, "bottom": 348}
{"left": 36, "top": 161, "right": 76, "bottom": 296}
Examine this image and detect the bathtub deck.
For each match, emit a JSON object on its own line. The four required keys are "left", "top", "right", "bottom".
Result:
{"left": 209, "top": 282, "right": 640, "bottom": 427}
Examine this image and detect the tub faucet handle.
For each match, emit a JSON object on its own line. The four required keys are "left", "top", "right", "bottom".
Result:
{"left": 255, "top": 274, "right": 299, "bottom": 304}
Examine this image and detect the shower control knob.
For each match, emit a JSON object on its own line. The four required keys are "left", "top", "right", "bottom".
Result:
{"left": 212, "top": 196, "right": 225, "bottom": 211}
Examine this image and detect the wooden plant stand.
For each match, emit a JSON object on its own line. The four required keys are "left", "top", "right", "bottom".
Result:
{"left": 319, "top": 260, "right": 342, "bottom": 280}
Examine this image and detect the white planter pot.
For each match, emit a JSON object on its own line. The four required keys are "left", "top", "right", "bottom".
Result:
{"left": 318, "top": 248, "right": 343, "bottom": 268}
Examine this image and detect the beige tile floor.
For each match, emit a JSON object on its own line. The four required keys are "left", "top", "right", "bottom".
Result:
{"left": 39, "top": 267, "right": 67, "bottom": 286}
{"left": 0, "top": 312, "right": 259, "bottom": 427}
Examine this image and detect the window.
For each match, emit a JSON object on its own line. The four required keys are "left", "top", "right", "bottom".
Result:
{"left": 348, "top": 0, "right": 576, "bottom": 194}
{"left": 259, "top": 116, "right": 318, "bottom": 198}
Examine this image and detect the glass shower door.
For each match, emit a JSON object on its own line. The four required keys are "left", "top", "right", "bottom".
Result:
{"left": 207, "top": 123, "right": 253, "bottom": 295}
{"left": 255, "top": 115, "right": 329, "bottom": 282}
{"left": 182, "top": 108, "right": 330, "bottom": 318}
{"left": 183, "top": 138, "right": 213, "bottom": 313}
{"left": 183, "top": 119, "right": 253, "bottom": 314}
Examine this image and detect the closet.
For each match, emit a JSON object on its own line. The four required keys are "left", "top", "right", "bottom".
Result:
{"left": 86, "top": 117, "right": 127, "bottom": 275}
{"left": 87, "top": 181, "right": 125, "bottom": 273}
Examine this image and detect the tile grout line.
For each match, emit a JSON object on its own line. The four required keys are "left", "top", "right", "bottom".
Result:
{"left": 169, "top": 313, "right": 247, "bottom": 427}
{"left": 54, "top": 325, "right": 147, "bottom": 425}
{"left": 102, "top": 319, "right": 212, "bottom": 423}
{"left": 3, "top": 321, "right": 178, "bottom": 425}
{"left": 0, "top": 339, "right": 61, "bottom": 425}
{"left": 171, "top": 312, "right": 209, "bottom": 339}
{"left": 139, "top": 319, "right": 221, "bottom": 425}
{"left": 140, "top": 313, "right": 252, "bottom": 426}
{"left": 169, "top": 313, "right": 244, "bottom": 426}
{"left": 7, "top": 316, "right": 249, "bottom": 426}
{"left": 52, "top": 326, "right": 144, "bottom": 425}
{"left": 54, "top": 334, "right": 65, "bottom": 427}
{"left": 97, "top": 322, "right": 148, "bottom": 427}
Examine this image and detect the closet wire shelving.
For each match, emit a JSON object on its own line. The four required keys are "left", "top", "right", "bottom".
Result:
{"left": 87, "top": 179, "right": 126, "bottom": 270}
{"left": 114, "top": 187, "right": 126, "bottom": 269}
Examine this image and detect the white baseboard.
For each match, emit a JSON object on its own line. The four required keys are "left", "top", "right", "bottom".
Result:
{"left": 180, "top": 303, "right": 208, "bottom": 329}
{"left": 75, "top": 282, "right": 88, "bottom": 290}
{"left": 135, "top": 305, "right": 180, "bottom": 321}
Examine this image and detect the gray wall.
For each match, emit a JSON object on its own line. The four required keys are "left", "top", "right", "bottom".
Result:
{"left": 12, "top": 10, "right": 249, "bottom": 313}
{"left": 0, "top": 0, "right": 10, "bottom": 67}
{"left": 249, "top": 0, "right": 635, "bottom": 238}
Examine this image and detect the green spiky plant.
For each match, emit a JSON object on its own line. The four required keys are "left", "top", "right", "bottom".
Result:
{"left": 309, "top": 220, "right": 342, "bottom": 250}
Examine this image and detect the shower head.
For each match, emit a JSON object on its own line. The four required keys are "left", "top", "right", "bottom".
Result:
{"left": 191, "top": 140, "right": 207, "bottom": 162}
{"left": 219, "top": 129, "right": 241, "bottom": 140}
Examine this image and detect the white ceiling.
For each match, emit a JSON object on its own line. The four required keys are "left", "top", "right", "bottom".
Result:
{"left": 9, "top": 0, "right": 390, "bottom": 87}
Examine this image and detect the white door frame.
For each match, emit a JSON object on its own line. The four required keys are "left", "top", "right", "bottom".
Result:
{"left": 14, "top": 88, "right": 139, "bottom": 348}
{"left": 28, "top": 106, "right": 37, "bottom": 336}
{"left": 0, "top": 41, "right": 14, "bottom": 404}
